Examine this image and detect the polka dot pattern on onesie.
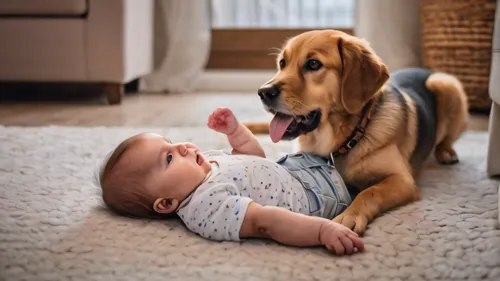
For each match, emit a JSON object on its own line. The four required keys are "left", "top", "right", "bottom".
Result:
{"left": 176, "top": 150, "right": 309, "bottom": 241}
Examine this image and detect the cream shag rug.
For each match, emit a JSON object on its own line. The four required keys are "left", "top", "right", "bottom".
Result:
{"left": 0, "top": 126, "right": 499, "bottom": 281}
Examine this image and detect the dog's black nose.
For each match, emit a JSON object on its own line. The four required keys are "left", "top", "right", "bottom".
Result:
{"left": 258, "top": 84, "right": 281, "bottom": 101}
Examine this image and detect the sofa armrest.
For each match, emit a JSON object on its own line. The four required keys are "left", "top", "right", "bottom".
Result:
{"left": 486, "top": 1, "right": 500, "bottom": 177}
{"left": 489, "top": 0, "right": 500, "bottom": 104}
{"left": 86, "top": 0, "right": 154, "bottom": 83}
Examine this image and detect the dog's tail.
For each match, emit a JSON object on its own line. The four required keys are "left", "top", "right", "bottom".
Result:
{"left": 243, "top": 122, "right": 269, "bottom": 134}
{"left": 425, "top": 72, "right": 469, "bottom": 141}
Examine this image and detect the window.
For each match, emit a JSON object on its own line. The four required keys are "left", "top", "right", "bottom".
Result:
{"left": 207, "top": 0, "right": 355, "bottom": 69}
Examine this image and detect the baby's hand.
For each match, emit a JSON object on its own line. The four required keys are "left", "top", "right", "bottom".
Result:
{"left": 319, "top": 221, "right": 364, "bottom": 256}
{"left": 207, "top": 107, "right": 240, "bottom": 135}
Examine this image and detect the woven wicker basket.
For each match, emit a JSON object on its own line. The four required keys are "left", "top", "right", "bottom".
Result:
{"left": 420, "top": 0, "right": 497, "bottom": 110}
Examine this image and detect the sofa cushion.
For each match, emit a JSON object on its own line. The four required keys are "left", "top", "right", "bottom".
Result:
{"left": 0, "top": 0, "right": 87, "bottom": 16}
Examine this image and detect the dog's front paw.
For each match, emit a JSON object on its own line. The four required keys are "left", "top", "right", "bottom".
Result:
{"left": 333, "top": 209, "right": 368, "bottom": 235}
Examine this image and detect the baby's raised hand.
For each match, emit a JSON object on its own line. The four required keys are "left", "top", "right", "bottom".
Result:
{"left": 319, "top": 221, "right": 364, "bottom": 256}
{"left": 207, "top": 107, "right": 240, "bottom": 135}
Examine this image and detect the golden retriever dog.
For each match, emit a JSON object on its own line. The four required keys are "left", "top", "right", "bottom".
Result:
{"left": 244, "top": 29, "right": 469, "bottom": 234}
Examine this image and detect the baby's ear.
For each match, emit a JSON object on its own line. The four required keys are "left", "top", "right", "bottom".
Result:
{"left": 153, "top": 198, "right": 178, "bottom": 214}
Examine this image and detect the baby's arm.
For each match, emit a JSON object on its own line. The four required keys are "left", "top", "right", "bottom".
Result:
{"left": 207, "top": 107, "right": 266, "bottom": 158}
{"left": 227, "top": 122, "right": 265, "bottom": 157}
{"left": 240, "top": 202, "right": 364, "bottom": 255}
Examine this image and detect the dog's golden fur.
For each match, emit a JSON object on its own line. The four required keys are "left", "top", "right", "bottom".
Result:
{"left": 244, "top": 30, "right": 469, "bottom": 234}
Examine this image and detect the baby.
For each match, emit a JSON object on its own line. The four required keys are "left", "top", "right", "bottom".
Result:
{"left": 96, "top": 107, "right": 363, "bottom": 256}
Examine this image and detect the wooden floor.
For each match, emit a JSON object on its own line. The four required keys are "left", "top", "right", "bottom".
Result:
{"left": 0, "top": 92, "right": 273, "bottom": 127}
{"left": 0, "top": 91, "right": 490, "bottom": 131}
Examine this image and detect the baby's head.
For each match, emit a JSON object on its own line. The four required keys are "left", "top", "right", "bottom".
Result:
{"left": 97, "top": 133, "right": 212, "bottom": 218}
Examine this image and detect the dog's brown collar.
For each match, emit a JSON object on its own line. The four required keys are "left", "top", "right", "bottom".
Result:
{"left": 330, "top": 97, "right": 379, "bottom": 160}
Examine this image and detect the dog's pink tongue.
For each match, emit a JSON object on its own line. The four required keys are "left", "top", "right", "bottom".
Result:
{"left": 269, "top": 113, "right": 294, "bottom": 143}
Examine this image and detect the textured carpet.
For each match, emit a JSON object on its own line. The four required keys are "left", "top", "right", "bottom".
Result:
{"left": 0, "top": 126, "right": 499, "bottom": 281}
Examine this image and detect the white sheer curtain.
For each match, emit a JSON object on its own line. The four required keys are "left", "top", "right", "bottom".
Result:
{"left": 211, "top": 0, "right": 354, "bottom": 28}
{"left": 355, "top": 0, "right": 422, "bottom": 72}
{"left": 140, "top": 0, "right": 212, "bottom": 93}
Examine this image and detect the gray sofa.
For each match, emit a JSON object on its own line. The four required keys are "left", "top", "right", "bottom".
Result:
{"left": 486, "top": 0, "right": 500, "bottom": 220}
{"left": 0, "top": 0, "right": 154, "bottom": 104}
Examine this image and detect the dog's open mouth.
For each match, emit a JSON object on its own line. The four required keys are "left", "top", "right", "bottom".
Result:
{"left": 269, "top": 110, "right": 322, "bottom": 143}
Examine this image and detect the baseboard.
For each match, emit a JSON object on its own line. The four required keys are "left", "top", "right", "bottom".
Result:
{"left": 198, "top": 69, "right": 275, "bottom": 91}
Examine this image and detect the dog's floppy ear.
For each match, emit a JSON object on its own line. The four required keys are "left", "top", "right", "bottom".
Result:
{"left": 337, "top": 36, "right": 389, "bottom": 114}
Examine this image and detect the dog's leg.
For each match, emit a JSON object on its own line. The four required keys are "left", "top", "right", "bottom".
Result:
{"left": 242, "top": 122, "right": 270, "bottom": 135}
{"left": 333, "top": 172, "right": 418, "bottom": 234}
{"left": 426, "top": 72, "right": 469, "bottom": 165}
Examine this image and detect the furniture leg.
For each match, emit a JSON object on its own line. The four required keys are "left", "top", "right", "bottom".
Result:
{"left": 104, "top": 83, "right": 124, "bottom": 105}
{"left": 487, "top": 102, "right": 500, "bottom": 177}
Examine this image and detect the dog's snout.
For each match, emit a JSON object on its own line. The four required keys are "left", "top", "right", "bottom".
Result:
{"left": 258, "top": 84, "right": 281, "bottom": 101}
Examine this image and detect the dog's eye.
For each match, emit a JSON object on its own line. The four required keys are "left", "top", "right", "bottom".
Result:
{"left": 279, "top": 59, "right": 286, "bottom": 69}
{"left": 305, "top": 59, "right": 322, "bottom": 71}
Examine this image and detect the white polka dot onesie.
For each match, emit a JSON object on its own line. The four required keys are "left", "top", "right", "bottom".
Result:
{"left": 176, "top": 150, "right": 309, "bottom": 241}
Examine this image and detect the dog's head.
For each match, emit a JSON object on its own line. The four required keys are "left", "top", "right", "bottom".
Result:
{"left": 259, "top": 30, "right": 389, "bottom": 143}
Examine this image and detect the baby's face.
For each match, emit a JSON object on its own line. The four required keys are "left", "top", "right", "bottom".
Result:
{"left": 123, "top": 133, "right": 212, "bottom": 203}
